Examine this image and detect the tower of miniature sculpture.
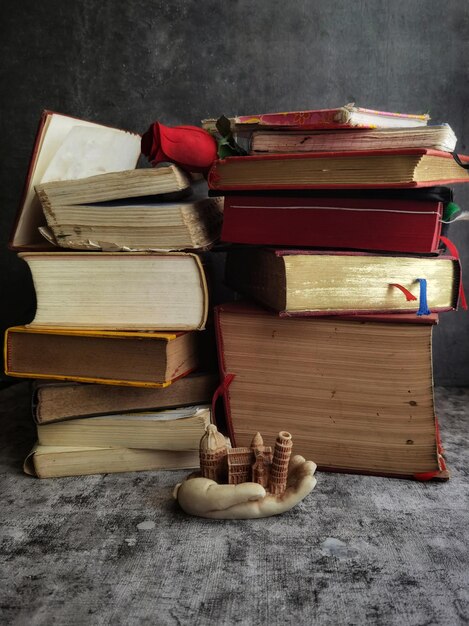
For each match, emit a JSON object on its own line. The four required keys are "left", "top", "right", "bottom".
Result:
{"left": 268, "top": 431, "right": 293, "bottom": 495}
{"left": 250, "top": 432, "right": 272, "bottom": 488}
{"left": 199, "top": 424, "right": 227, "bottom": 482}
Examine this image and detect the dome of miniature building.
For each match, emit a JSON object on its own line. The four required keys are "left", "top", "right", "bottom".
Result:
{"left": 200, "top": 424, "right": 227, "bottom": 452}
{"left": 250, "top": 432, "right": 264, "bottom": 448}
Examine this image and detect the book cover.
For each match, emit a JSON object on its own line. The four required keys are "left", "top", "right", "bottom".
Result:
{"left": 203, "top": 106, "right": 430, "bottom": 131}
{"left": 33, "top": 372, "right": 219, "bottom": 423}
{"left": 36, "top": 405, "right": 211, "bottom": 450}
{"left": 10, "top": 110, "right": 141, "bottom": 251}
{"left": 5, "top": 326, "right": 201, "bottom": 388}
{"left": 221, "top": 195, "right": 443, "bottom": 254}
{"left": 24, "top": 444, "right": 200, "bottom": 478}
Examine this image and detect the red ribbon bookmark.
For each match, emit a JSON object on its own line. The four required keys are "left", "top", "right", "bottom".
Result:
{"left": 389, "top": 283, "right": 417, "bottom": 301}
{"left": 440, "top": 236, "right": 468, "bottom": 310}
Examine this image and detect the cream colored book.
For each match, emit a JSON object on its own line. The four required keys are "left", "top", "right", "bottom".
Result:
{"left": 36, "top": 405, "right": 211, "bottom": 450}
{"left": 250, "top": 125, "right": 457, "bottom": 154}
{"left": 36, "top": 166, "right": 191, "bottom": 210}
{"left": 20, "top": 251, "right": 209, "bottom": 330}
{"left": 24, "top": 444, "right": 200, "bottom": 478}
{"left": 11, "top": 111, "right": 141, "bottom": 250}
{"left": 38, "top": 195, "right": 223, "bottom": 251}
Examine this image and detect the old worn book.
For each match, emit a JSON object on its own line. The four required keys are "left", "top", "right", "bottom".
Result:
{"left": 10, "top": 110, "right": 141, "bottom": 250}
{"left": 36, "top": 405, "right": 211, "bottom": 450}
{"left": 215, "top": 303, "right": 448, "bottom": 480}
{"left": 208, "top": 149, "right": 469, "bottom": 191}
{"left": 202, "top": 105, "right": 430, "bottom": 132}
{"left": 33, "top": 373, "right": 219, "bottom": 423}
{"left": 225, "top": 248, "right": 460, "bottom": 316}
{"left": 5, "top": 327, "right": 201, "bottom": 387}
{"left": 36, "top": 165, "right": 191, "bottom": 210}
{"left": 37, "top": 191, "right": 223, "bottom": 251}
{"left": 19, "top": 252, "right": 209, "bottom": 330}
{"left": 24, "top": 444, "right": 200, "bottom": 478}
{"left": 250, "top": 125, "right": 457, "bottom": 154}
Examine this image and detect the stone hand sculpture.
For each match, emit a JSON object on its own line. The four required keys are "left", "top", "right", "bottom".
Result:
{"left": 173, "top": 424, "right": 317, "bottom": 519}
{"left": 174, "top": 455, "right": 316, "bottom": 519}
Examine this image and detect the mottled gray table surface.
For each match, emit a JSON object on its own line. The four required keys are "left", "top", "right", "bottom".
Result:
{"left": 1, "top": 382, "right": 468, "bottom": 626}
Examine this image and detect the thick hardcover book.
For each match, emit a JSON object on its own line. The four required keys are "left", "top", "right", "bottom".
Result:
{"left": 214, "top": 303, "right": 448, "bottom": 480}
{"left": 203, "top": 105, "right": 429, "bottom": 132}
{"left": 225, "top": 248, "right": 460, "bottom": 316}
{"left": 24, "top": 444, "right": 200, "bottom": 479}
{"left": 33, "top": 372, "right": 219, "bottom": 423}
{"left": 208, "top": 149, "right": 469, "bottom": 191}
{"left": 19, "top": 252, "right": 209, "bottom": 331}
{"left": 221, "top": 195, "right": 443, "bottom": 253}
{"left": 5, "top": 327, "right": 202, "bottom": 387}
{"left": 36, "top": 405, "right": 211, "bottom": 450}
{"left": 10, "top": 110, "right": 141, "bottom": 251}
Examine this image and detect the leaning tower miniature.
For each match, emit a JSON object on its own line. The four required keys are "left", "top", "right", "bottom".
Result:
{"left": 199, "top": 424, "right": 227, "bottom": 482}
{"left": 268, "top": 431, "right": 293, "bottom": 495}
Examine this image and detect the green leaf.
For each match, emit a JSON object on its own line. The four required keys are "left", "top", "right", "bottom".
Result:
{"left": 443, "top": 202, "right": 461, "bottom": 222}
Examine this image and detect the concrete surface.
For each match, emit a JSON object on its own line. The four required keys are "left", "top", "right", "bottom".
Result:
{"left": 1, "top": 382, "right": 469, "bottom": 625}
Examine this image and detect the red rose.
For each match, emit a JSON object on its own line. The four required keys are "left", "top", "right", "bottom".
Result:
{"left": 141, "top": 122, "right": 217, "bottom": 173}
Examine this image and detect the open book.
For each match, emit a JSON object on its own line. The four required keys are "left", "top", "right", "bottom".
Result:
{"left": 10, "top": 111, "right": 141, "bottom": 250}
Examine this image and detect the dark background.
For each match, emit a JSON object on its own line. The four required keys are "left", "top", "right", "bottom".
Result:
{"left": 1, "top": 0, "right": 468, "bottom": 384}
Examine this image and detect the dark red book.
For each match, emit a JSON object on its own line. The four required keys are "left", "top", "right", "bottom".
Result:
{"left": 222, "top": 195, "right": 443, "bottom": 253}
{"left": 213, "top": 302, "right": 448, "bottom": 480}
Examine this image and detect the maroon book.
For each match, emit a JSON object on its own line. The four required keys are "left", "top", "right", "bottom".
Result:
{"left": 222, "top": 195, "right": 443, "bottom": 254}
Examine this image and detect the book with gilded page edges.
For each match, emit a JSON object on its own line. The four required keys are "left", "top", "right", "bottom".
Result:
{"left": 225, "top": 248, "right": 460, "bottom": 316}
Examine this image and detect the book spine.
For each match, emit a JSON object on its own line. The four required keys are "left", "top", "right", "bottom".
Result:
{"left": 213, "top": 307, "right": 237, "bottom": 447}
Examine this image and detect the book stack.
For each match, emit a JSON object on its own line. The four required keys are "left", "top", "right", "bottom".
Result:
{"left": 206, "top": 105, "right": 469, "bottom": 480}
{"left": 6, "top": 111, "right": 219, "bottom": 478}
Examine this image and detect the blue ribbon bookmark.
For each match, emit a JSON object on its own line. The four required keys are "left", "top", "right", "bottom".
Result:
{"left": 416, "top": 278, "right": 431, "bottom": 316}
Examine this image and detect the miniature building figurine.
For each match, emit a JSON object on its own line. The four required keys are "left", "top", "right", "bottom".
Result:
{"left": 199, "top": 424, "right": 227, "bottom": 482}
{"left": 199, "top": 425, "right": 292, "bottom": 495}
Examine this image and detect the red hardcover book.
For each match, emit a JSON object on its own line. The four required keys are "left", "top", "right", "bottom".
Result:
{"left": 208, "top": 149, "right": 469, "bottom": 191}
{"left": 203, "top": 106, "right": 430, "bottom": 131}
{"left": 213, "top": 302, "right": 448, "bottom": 480}
{"left": 225, "top": 247, "right": 461, "bottom": 317}
{"left": 221, "top": 195, "right": 443, "bottom": 253}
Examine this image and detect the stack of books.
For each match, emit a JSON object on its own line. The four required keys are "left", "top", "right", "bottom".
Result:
{"left": 6, "top": 111, "right": 219, "bottom": 478}
{"left": 207, "top": 105, "right": 469, "bottom": 480}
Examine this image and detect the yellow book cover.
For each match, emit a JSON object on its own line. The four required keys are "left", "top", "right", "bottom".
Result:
{"left": 5, "top": 326, "right": 200, "bottom": 388}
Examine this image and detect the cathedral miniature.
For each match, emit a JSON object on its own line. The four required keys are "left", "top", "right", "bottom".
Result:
{"left": 199, "top": 424, "right": 293, "bottom": 495}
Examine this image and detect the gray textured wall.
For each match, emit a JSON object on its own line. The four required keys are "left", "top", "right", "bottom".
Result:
{"left": 1, "top": 0, "right": 468, "bottom": 384}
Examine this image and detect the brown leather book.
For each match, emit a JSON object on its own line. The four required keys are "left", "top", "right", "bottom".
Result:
{"left": 5, "top": 327, "right": 202, "bottom": 388}
{"left": 32, "top": 372, "right": 219, "bottom": 424}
